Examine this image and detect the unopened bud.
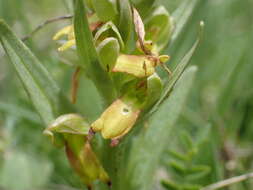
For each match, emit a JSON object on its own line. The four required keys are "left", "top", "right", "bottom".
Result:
{"left": 44, "top": 114, "right": 110, "bottom": 189}
{"left": 159, "top": 55, "right": 170, "bottom": 64}
{"left": 91, "top": 99, "right": 140, "bottom": 141}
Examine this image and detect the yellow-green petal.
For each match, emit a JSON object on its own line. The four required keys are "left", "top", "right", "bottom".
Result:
{"left": 113, "top": 54, "right": 156, "bottom": 78}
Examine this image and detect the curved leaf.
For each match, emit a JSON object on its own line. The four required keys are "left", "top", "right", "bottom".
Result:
{"left": 94, "top": 21, "right": 124, "bottom": 50}
{"left": 150, "top": 21, "right": 203, "bottom": 114}
{"left": 97, "top": 37, "right": 120, "bottom": 71}
{"left": 124, "top": 66, "right": 198, "bottom": 190}
{"left": 0, "top": 20, "right": 73, "bottom": 125}
{"left": 118, "top": 0, "right": 134, "bottom": 52}
{"left": 92, "top": 0, "right": 118, "bottom": 22}
{"left": 169, "top": 0, "right": 201, "bottom": 47}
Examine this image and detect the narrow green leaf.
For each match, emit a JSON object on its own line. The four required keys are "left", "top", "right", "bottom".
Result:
{"left": 169, "top": 160, "right": 187, "bottom": 175}
{"left": 180, "top": 131, "right": 194, "bottom": 151}
{"left": 182, "top": 184, "right": 201, "bottom": 190}
{"left": 186, "top": 165, "right": 211, "bottom": 180}
{"left": 169, "top": 0, "right": 201, "bottom": 46}
{"left": 0, "top": 20, "right": 73, "bottom": 125}
{"left": 118, "top": 0, "right": 134, "bottom": 52}
{"left": 150, "top": 22, "right": 203, "bottom": 114}
{"left": 124, "top": 66, "right": 198, "bottom": 190}
{"left": 92, "top": 0, "right": 118, "bottom": 22}
{"left": 168, "top": 149, "right": 189, "bottom": 162}
{"left": 161, "top": 179, "right": 180, "bottom": 190}
{"left": 131, "top": 0, "right": 157, "bottom": 17}
{"left": 74, "top": 0, "right": 116, "bottom": 106}
{"left": 97, "top": 37, "right": 120, "bottom": 71}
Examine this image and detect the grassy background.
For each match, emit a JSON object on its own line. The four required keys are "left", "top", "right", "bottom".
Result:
{"left": 0, "top": 0, "right": 253, "bottom": 189}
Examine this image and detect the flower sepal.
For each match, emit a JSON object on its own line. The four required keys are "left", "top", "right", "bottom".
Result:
{"left": 43, "top": 114, "right": 110, "bottom": 190}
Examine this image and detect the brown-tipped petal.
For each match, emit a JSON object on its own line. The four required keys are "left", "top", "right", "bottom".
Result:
{"left": 133, "top": 7, "right": 145, "bottom": 43}
{"left": 133, "top": 7, "right": 153, "bottom": 55}
{"left": 87, "top": 128, "right": 95, "bottom": 141}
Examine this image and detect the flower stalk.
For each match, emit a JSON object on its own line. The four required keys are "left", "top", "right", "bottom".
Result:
{"left": 49, "top": 0, "right": 174, "bottom": 187}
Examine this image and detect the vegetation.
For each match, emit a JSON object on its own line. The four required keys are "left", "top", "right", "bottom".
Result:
{"left": 0, "top": 0, "right": 252, "bottom": 190}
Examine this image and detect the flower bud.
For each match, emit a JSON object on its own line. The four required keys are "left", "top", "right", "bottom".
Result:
{"left": 90, "top": 71, "right": 163, "bottom": 144}
{"left": 91, "top": 99, "right": 140, "bottom": 141}
{"left": 53, "top": 14, "right": 102, "bottom": 51}
{"left": 44, "top": 114, "right": 110, "bottom": 189}
{"left": 159, "top": 55, "right": 170, "bottom": 64}
{"left": 43, "top": 114, "right": 89, "bottom": 144}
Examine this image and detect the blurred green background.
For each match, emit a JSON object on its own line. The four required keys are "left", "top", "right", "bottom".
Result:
{"left": 0, "top": 0, "right": 253, "bottom": 189}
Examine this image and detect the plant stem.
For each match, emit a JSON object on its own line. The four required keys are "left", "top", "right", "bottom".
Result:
{"left": 201, "top": 172, "right": 253, "bottom": 190}
{"left": 22, "top": 15, "right": 73, "bottom": 41}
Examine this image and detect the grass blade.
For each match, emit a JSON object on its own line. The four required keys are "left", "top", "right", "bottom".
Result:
{"left": 170, "top": 0, "right": 201, "bottom": 47}
{"left": 149, "top": 22, "right": 202, "bottom": 115}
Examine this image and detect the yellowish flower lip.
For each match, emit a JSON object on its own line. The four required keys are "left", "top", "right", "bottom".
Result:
{"left": 91, "top": 99, "right": 141, "bottom": 141}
